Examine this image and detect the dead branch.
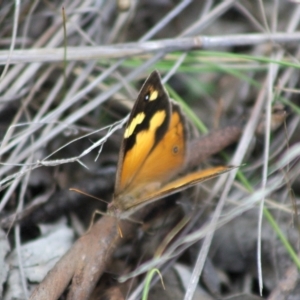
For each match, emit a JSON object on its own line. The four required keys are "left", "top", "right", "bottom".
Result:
{"left": 187, "top": 125, "right": 242, "bottom": 168}
{"left": 30, "top": 216, "right": 134, "bottom": 300}
{"left": 29, "top": 125, "right": 242, "bottom": 300}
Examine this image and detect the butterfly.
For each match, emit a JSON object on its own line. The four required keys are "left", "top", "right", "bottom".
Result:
{"left": 107, "top": 71, "right": 234, "bottom": 219}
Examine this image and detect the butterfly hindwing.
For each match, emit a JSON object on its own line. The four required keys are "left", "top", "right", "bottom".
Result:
{"left": 129, "top": 165, "right": 235, "bottom": 210}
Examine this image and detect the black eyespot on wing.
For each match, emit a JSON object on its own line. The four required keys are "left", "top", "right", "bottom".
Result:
{"left": 173, "top": 145, "right": 179, "bottom": 154}
{"left": 144, "top": 92, "right": 150, "bottom": 101}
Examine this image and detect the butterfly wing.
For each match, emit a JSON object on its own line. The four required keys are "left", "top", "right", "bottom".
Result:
{"left": 114, "top": 71, "right": 172, "bottom": 196}
{"left": 113, "top": 99, "right": 189, "bottom": 212}
{"left": 120, "top": 165, "right": 235, "bottom": 216}
{"left": 134, "top": 103, "right": 186, "bottom": 187}
{"left": 120, "top": 103, "right": 186, "bottom": 196}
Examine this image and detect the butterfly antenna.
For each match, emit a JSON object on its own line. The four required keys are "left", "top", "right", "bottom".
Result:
{"left": 69, "top": 188, "right": 109, "bottom": 204}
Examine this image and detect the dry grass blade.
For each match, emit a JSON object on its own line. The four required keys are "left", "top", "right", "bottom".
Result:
{"left": 1, "top": 32, "right": 300, "bottom": 64}
{"left": 0, "top": 1, "right": 299, "bottom": 299}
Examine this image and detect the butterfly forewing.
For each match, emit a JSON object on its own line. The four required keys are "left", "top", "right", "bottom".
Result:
{"left": 116, "top": 102, "right": 188, "bottom": 212}
{"left": 114, "top": 71, "right": 172, "bottom": 196}
{"left": 134, "top": 103, "right": 187, "bottom": 187}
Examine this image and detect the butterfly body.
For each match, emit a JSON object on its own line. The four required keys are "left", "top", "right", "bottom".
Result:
{"left": 107, "top": 71, "right": 233, "bottom": 219}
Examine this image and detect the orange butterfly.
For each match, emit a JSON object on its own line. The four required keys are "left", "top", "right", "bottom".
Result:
{"left": 107, "top": 71, "right": 233, "bottom": 219}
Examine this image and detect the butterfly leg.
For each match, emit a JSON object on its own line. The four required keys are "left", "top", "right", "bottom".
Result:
{"left": 86, "top": 209, "right": 126, "bottom": 238}
{"left": 86, "top": 209, "right": 106, "bottom": 234}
